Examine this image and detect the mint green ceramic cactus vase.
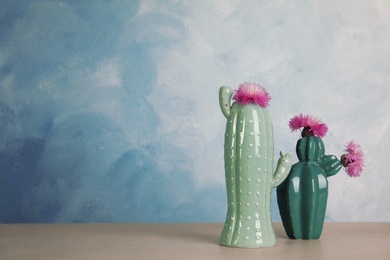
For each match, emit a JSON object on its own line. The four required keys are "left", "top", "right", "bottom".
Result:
{"left": 219, "top": 83, "right": 292, "bottom": 248}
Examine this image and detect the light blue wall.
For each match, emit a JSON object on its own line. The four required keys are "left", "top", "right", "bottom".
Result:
{"left": 0, "top": 1, "right": 389, "bottom": 223}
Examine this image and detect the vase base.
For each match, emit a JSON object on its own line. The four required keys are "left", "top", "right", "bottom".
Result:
{"left": 219, "top": 242, "right": 276, "bottom": 249}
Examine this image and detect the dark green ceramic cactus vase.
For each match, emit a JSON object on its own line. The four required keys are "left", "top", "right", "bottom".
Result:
{"left": 277, "top": 136, "right": 342, "bottom": 239}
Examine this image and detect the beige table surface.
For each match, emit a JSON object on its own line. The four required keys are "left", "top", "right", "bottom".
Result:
{"left": 1, "top": 222, "right": 389, "bottom": 260}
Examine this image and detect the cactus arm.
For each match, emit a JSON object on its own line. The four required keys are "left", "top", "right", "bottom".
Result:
{"left": 219, "top": 86, "right": 233, "bottom": 118}
{"left": 271, "top": 151, "right": 292, "bottom": 188}
{"left": 319, "top": 155, "right": 342, "bottom": 177}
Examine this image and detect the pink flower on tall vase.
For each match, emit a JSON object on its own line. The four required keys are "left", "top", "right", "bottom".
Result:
{"left": 289, "top": 113, "right": 328, "bottom": 138}
{"left": 232, "top": 82, "right": 271, "bottom": 108}
{"left": 341, "top": 140, "right": 365, "bottom": 177}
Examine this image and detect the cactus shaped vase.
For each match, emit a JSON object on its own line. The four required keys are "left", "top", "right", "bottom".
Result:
{"left": 219, "top": 83, "right": 292, "bottom": 248}
{"left": 277, "top": 114, "right": 364, "bottom": 240}
{"left": 277, "top": 136, "right": 342, "bottom": 239}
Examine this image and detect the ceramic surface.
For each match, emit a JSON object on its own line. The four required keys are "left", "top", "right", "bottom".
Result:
{"left": 277, "top": 137, "right": 342, "bottom": 239}
{"left": 219, "top": 86, "right": 291, "bottom": 248}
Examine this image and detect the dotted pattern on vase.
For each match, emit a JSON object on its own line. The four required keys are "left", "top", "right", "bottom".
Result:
{"left": 220, "top": 104, "right": 276, "bottom": 247}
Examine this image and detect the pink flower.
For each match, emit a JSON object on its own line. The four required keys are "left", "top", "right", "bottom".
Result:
{"left": 232, "top": 82, "right": 271, "bottom": 108}
{"left": 289, "top": 114, "right": 328, "bottom": 138}
{"left": 342, "top": 140, "right": 364, "bottom": 177}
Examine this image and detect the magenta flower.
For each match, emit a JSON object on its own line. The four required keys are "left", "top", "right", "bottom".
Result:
{"left": 232, "top": 82, "right": 271, "bottom": 108}
{"left": 289, "top": 114, "right": 328, "bottom": 138}
{"left": 341, "top": 140, "right": 364, "bottom": 177}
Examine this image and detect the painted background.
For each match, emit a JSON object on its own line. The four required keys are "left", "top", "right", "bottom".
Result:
{"left": 1, "top": 0, "right": 389, "bottom": 223}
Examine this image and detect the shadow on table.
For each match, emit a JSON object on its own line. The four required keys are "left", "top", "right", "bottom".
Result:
{"left": 158, "top": 223, "right": 289, "bottom": 246}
